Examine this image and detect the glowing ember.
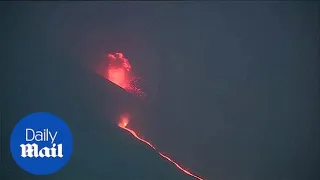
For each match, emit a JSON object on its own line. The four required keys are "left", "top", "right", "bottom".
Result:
{"left": 118, "top": 116, "right": 204, "bottom": 180}
{"left": 103, "top": 52, "right": 146, "bottom": 98}
{"left": 118, "top": 115, "right": 129, "bottom": 128}
{"left": 99, "top": 52, "right": 203, "bottom": 179}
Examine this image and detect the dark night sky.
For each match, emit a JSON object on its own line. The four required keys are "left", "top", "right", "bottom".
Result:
{"left": 1, "top": 2, "right": 320, "bottom": 180}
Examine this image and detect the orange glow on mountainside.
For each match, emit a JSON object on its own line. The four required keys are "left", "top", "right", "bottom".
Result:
{"left": 100, "top": 52, "right": 204, "bottom": 179}
{"left": 118, "top": 117, "right": 204, "bottom": 180}
{"left": 103, "top": 52, "right": 146, "bottom": 98}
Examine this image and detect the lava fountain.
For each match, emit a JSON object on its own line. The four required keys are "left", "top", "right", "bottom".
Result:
{"left": 100, "top": 52, "right": 204, "bottom": 180}
{"left": 102, "top": 52, "right": 146, "bottom": 98}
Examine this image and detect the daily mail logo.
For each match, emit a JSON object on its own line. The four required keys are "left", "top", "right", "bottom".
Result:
{"left": 10, "top": 112, "right": 73, "bottom": 175}
{"left": 21, "top": 128, "right": 63, "bottom": 158}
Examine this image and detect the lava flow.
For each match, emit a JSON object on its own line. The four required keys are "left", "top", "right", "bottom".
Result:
{"left": 118, "top": 116, "right": 203, "bottom": 180}
{"left": 100, "top": 52, "right": 203, "bottom": 180}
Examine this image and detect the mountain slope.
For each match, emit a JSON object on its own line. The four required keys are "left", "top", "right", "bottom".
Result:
{"left": 2, "top": 58, "right": 195, "bottom": 180}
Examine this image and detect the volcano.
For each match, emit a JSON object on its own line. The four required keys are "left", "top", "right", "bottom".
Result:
{"left": 2, "top": 58, "right": 196, "bottom": 180}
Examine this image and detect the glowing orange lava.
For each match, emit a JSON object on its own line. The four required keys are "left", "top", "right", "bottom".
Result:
{"left": 103, "top": 52, "right": 146, "bottom": 98}
{"left": 118, "top": 117, "right": 204, "bottom": 180}
{"left": 107, "top": 67, "right": 126, "bottom": 88}
{"left": 100, "top": 52, "right": 203, "bottom": 179}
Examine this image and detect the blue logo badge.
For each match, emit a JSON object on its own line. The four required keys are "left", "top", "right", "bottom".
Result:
{"left": 10, "top": 112, "right": 73, "bottom": 175}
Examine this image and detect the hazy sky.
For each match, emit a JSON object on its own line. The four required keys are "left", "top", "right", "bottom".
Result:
{"left": 2, "top": 2, "right": 319, "bottom": 180}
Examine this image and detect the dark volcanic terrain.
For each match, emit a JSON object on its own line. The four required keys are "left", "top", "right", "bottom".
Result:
{"left": 2, "top": 59, "right": 195, "bottom": 180}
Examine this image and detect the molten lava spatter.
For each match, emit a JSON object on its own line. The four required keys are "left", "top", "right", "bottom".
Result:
{"left": 118, "top": 117, "right": 204, "bottom": 180}
{"left": 102, "top": 52, "right": 146, "bottom": 98}
{"left": 99, "top": 52, "right": 203, "bottom": 179}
